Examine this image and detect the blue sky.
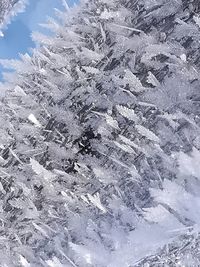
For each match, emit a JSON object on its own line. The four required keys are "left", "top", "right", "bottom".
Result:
{"left": 0, "top": 0, "right": 77, "bottom": 79}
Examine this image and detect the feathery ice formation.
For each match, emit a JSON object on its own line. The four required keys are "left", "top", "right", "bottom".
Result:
{"left": 0, "top": 0, "right": 200, "bottom": 266}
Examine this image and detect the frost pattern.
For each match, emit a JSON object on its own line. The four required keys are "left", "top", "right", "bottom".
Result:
{"left": 0, "top": 0, "right": 199, "bottom": 266}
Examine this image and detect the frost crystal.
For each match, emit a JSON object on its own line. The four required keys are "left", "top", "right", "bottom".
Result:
{"left": 0, "top": 0, "right": 200, "bottom": 266}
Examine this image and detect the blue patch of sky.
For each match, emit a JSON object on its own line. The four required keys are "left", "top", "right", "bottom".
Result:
{"left": 0, "top": 0, "right": 78, "bottom": 80}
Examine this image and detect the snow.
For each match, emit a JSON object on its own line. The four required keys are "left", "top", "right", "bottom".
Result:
{"left": 0, "top": 0, "right": 200, "bottom": 266}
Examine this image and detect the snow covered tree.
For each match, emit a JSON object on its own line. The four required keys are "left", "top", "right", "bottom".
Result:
{"left": 0, "top": 0, "right": 200, "bottom": 266}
